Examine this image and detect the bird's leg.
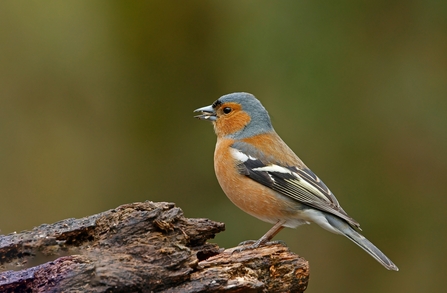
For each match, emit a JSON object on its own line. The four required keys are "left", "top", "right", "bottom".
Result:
{"left": 252, "top": 219, "right": 286, "bottom": 247}
{"left": 237, "top": 220, "right": 287, "bottom": 250}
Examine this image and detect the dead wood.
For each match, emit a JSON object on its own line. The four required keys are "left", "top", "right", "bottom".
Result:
{"left": 0, "top": 201, "right": 309, "bottom": 292}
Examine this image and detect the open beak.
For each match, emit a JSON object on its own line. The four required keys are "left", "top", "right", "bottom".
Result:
{"left": 194, "top": 105, "right": 217, "bottom": 121}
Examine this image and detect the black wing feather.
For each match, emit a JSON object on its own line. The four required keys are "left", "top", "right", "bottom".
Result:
{"left": 233, "top": 145, "right": 360, "bottom": 228}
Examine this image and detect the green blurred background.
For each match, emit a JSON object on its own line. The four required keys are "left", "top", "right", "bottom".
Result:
{"left": 0, "top": 1, "right": 446, "bottom": 292}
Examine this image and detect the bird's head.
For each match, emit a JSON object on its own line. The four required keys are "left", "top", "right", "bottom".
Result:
{"left": 194, "top": 92, "right": 274, "bottom": 139}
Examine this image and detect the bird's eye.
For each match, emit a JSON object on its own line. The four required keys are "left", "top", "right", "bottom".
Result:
{"left": 223, "top": 107, "right": 232, "bottom": 114}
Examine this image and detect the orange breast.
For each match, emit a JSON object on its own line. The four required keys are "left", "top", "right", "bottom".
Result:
{"left": 213, "top": 137, "right": 299, "bottom": 224}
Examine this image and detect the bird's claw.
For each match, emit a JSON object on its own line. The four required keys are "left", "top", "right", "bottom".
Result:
{"left": 229, "top": 240, "right": 288, "bottom": 254}
{"left": 238, "top": 240, "right": 257, "bottom": 246}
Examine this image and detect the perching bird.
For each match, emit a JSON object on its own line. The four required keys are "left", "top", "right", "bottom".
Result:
{"left": 194, "top": 92, "right": 398, "bottom": 271}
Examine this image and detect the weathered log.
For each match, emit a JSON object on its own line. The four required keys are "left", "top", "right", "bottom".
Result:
{"left": 0, "top": 201, "right": 309, "bottom": 292}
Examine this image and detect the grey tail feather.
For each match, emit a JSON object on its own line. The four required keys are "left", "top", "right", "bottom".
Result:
{"left": 326, "top": 215, "right": 399, "bottom": 271}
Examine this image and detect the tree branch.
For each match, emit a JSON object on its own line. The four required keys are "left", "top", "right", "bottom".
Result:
{"left": 0, "top": 201, "right": 309, "bottom": 292}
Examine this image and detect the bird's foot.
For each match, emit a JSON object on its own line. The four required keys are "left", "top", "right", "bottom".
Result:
{"left": 264, "top": 240, "right": 288, "bottom": 247}
{"left": 238, "top": 239, "right": 287, "bottom": 247}
{"left": 238, "top": 240, "right": 257, "bottom": 246}
{"left": 229, "top": 240, "right": 288, "bottom": 254}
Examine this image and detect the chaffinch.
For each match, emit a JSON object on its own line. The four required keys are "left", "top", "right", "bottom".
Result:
{"left": 194, "top": 92, "right": 398, "bottom": 271}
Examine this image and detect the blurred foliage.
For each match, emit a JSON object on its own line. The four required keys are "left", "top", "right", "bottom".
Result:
{"left": 0, "top": 1, "right": 446, "bottom": 292}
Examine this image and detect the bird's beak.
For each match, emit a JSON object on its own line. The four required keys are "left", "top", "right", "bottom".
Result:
{"left": 194, "top": 105, "right": 217, "bottom": 121}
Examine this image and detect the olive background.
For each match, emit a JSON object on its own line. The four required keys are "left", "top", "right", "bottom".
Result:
{"left": 1, "top": 1, "right": 446, "bottom": 292}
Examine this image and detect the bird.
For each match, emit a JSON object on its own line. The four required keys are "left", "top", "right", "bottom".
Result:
{"left": 194, "top": 92, "right": 398, "bottom": 271}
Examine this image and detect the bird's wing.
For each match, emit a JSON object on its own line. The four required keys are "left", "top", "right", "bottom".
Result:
{"left": 230, "top": 142, "right": 360, "bottom": 228}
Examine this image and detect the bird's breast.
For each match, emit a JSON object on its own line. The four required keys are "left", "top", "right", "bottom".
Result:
{"left": 214, "top": 138, "right": 306, "bottom": 227}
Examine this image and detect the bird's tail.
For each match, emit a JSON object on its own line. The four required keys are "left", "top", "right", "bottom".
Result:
{"left": 325, "top": 214, "right": 399, "bottom": 271}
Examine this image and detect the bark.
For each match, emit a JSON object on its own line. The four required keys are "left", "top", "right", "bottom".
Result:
{"left": 0, "top": 201, "right": 309, "bottom": 293}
